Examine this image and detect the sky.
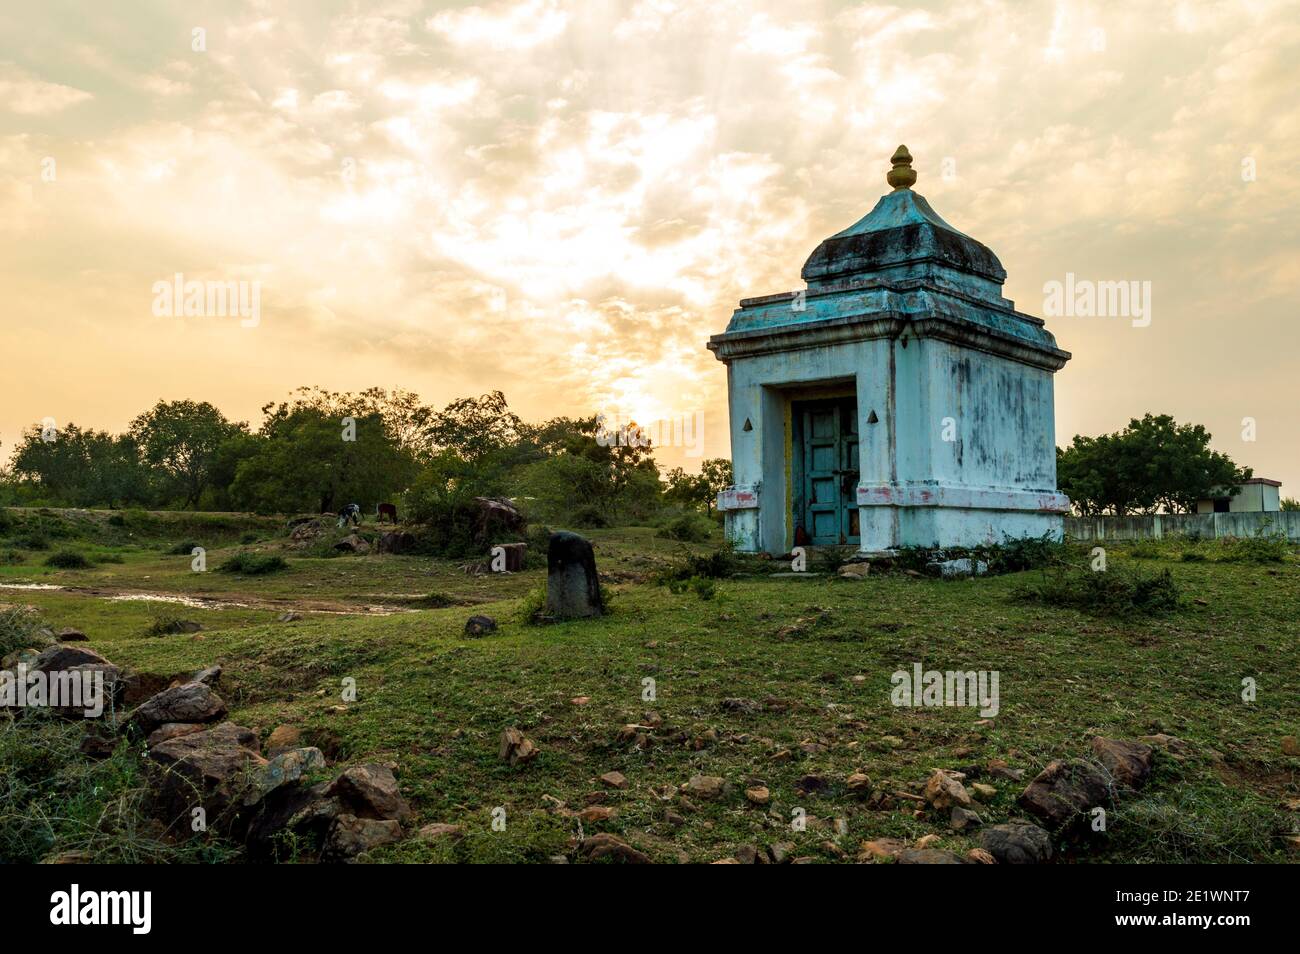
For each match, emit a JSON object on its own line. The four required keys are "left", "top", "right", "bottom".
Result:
{"left": 2, "top": 0, "right": 1298, "bottom": 485}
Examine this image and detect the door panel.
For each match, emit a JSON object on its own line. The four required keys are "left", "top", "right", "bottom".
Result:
{"left": 798, "top": 399, "right": 859, "bottom": 546}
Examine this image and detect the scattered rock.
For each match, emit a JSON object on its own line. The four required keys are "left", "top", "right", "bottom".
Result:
{"left": 950, "top": 806, "right": 982, "bottom": 830}
{"left": 417, "top": 823, "right": 464, "bottom": 842}
{"left": 545, "top": 531, "right": 603, "bottom": 619}
{"left": 923, "top": 770, "right": 973, "bottom": 810}
{"left": 1018, "top": 759, "right": 1114, "bottom": 829}
{"left": 734, "top": 844, "right": 760, "bottom": 864}
{"left": 767, "top": 842, "right": 795, "bottom": 864}
{"left": 277, "top": 612, "right": 301, "bottom": 623}
{"left": 858, "top": 838, "right": 907, "bottom": 861}
{"left": 745, "top": 785, "right": 770, "bottom": 805}
{"left": 837, "top": 562, "right": 870, "bottom": 579}
{"left": 578, "top": 805, "right": 616, "bottom": 823}
{"left": 266, "top": 724, "right": 301, "bottom": 755}
{"left": 979, "top": 820, "right": 1054, "bottom": 864}
{"left": 56, "top": 627, "right": 88, "bottom": 642}
{"left": 1282, "top": 736, "right": 1300, "bottom": 757}
{"left": 463, "top": 615, "right": 498, "bottom": 637}
{"left": 323, "top": 763, "right": 411, "bottom": 822}
{"left": 971, "top": 782, "right": 997, "bottom": 801}
{"left": 325, "top": 815, "right": 401, "bottom": 860}
{"left": 580, "top": 833, "right": 652, "bottom": 864}
{"left": 1138, "top": 734, "right": 1191, "bottom": 760}
{"left": 897, "top": 849, "right": 969, "bottom": 864}
{"left": 333, "top": 534, "right": 371, "bottom": 554}
{"left": 1091, "top": 737, "right": 1155, "bottom": 789}
{"left": 79, "top": 729, "right": 117, "bottom": 758}
{"left": 986, "top": 758, "right": 1025, "bottom": 781}
{"left": 684, "top": 774, "right": 728, "bottom": 800}
{"left": 966, "top": 847, "right": 997, "bottom": 864}
{"left": 914, "top": 833, "right": 941, "bottom": 849}
{"left": 129, "top": 682, "right": 227, "bottom": 735}
{"left": 927, "top": 557, "right": 987, "bottom": 578}
{"left": 846, "top": 772, "right": 873, "bottom": 795}
{"left": 570, "top": 696, "right": 590, "bottom": 706}
{"left": 499, "top": 727, "right": 539, "bottom": 766}
{"left": 31, "top": 643, "right": 112, "bottom": 675}
{"left": 720, "top": 697, "right": 762, "bottom": 716}
{"left": 600, "top": 771, "right": 628, "bottom": 790}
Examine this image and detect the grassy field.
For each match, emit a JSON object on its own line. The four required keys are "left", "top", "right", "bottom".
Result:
{"left": 2, "top": 507, "right": 1298, "bottom": 863}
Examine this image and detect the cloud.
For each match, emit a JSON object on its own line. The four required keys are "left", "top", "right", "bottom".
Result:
{"left": 0, "top": 63, "right": 91, "bottom": 114}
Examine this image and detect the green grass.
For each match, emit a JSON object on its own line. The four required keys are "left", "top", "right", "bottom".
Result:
{"left": 2, "top": 511, "right": 1298, "bottom": 864}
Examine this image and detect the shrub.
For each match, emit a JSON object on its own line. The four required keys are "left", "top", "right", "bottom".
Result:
{"left": 240, "top": 532, "right": 259, "bottom": 545}
{"left": 43, "top": 550, "right": 90, "bottom": 570}
{"left": 1218, "top": 528, "right": 1289, "bottom": 564}
{"left": 1127, "top": 539, "right": 1163, "bottom": 560}
{"left": 1017, "top": 562, "right": 1180, "bottom": 616}
{"left": 13, "top": 533, "right": 49, "bottom": 551}
{"left": 0, "top": 549, "right": 24, "bottom": 566}
{"left": 656, "top": 512, "right": 714, "bottom": 543}
{"left": 216, "top": 551, "right": 288, "bottom": 575}
{"left": 655, "top": 544, "right": 735, "bottom": 587}
{"left": 0, "top": 604, "right": 53, "bottom": 658}
{"left": 166, "top": 539, "right": 202, "bottom": 555}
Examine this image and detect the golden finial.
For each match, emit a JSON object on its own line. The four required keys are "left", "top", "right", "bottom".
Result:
{"left": 886, "top": 144, "right": 916, "bottom": 190}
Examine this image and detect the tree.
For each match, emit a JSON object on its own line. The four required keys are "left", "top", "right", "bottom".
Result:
{"left": 1282, "top": 497, "right": 1300, "bottom": 512}
{"left": 230, "top": 389, "right": 417, "bottom": 514}
{"left": 9, "top": 423, "right": 147, "bottom": 507}
{"left": 664, "top": 458, "right": 732, "bottom": 515}
{"left": 129, "top": 401, "right": 243, "bottom": 508}
{"left": 1058, "top": 414, "right": 1249, "bottom": 515}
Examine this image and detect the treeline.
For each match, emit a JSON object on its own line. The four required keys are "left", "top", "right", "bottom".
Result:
{"left": 1057, "top": 413, "right": 1250, "bottom": 516}
{"left": 1, "top": 388, "right": 732, "bottom": 531}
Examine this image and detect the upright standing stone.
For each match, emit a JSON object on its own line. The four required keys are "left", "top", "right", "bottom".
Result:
{"left": 545, "top": 531, "right": 603, "bottom": 619}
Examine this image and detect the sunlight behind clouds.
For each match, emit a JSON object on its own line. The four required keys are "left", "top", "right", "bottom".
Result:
{"left": 1, "top": 0, "right": 1298, "bottom": 483}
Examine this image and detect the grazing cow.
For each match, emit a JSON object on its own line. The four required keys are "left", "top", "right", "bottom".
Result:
{"left": 376, "top": 502, "right": 398, "bottom": 524}
{"left": 337, "top": 503, "right": 361, "bottom": 528}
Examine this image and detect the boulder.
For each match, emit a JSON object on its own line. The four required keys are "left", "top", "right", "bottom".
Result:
{"left": 56, "top": 627, "right": 88, "bottom": 642}
{"left": 145, "top": 722, "right": 266, "bottom": 836}
{"left": 463, "top": 615, "right": 498, "bottom": 637}
{"left": 325, "top": 815, "right": 401, "bottom": 860}
{"left": 334, "top": 534, "right": 370, "bottom": 554}
{"left": 1090, "top": 737, "right": 1154, "bottom": 789}
{"left": 837, "top": 562, "right": 870, "bottom": 579}
{"left": 472, "top": 497, "right": 526, "bottom": 544}
{"left": 323, "top": 763, "right": 411, "bottom": 822}
{"left": 1018, "top": 759, "right": 1113, "bottom": 829}
{"left": 266, "top": 724, "right": 301, "bottom": 755}
{"left": 130, "top": 682, "right": 227, "bottom": 735}
{"left": 949, "top": 805, "right": 982, "bottom": 831}
{"left": 146, "top": 722, "right": 207, "bottom": 747}
{"left": 979, "top": 820, "right": 1054, "bottom": 864}
{"left": 32, "top": 644, "right": 111, "bottom": 674}
{"left": 544, "top": 531, "right": 603, "bottom": 619}
{"left": 246, "top": 747, "right": 327, "bottom": 805}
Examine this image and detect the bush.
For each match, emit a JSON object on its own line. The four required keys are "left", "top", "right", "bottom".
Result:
{"left": 1017, "top": 562, "right": 1181, "bottom": 616}
{"left": 216, "top": 551, "right": 288, "bottom": 575}
{"left": 655, "top": 544, "right": 735, "bottom": 587}
{"left": 43, "top": 550, "right": 91, "bottom": 570}
{"left": 13, "top": 533, "right": 49, "bottom": 551}
{"left": 1218, "top": 528, "right": 1289, "bottom": 564}
{"left": 0, "top": 604, "right": 53, "bottom": 658}
{"left": 657, "top": 512, "right": 714, "bottom": 543}
{"left": 166, "top": 539, "right": 202, "bottom": 555}
{"left": 0, "top": 549, "right": 24, "bottom": 565}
